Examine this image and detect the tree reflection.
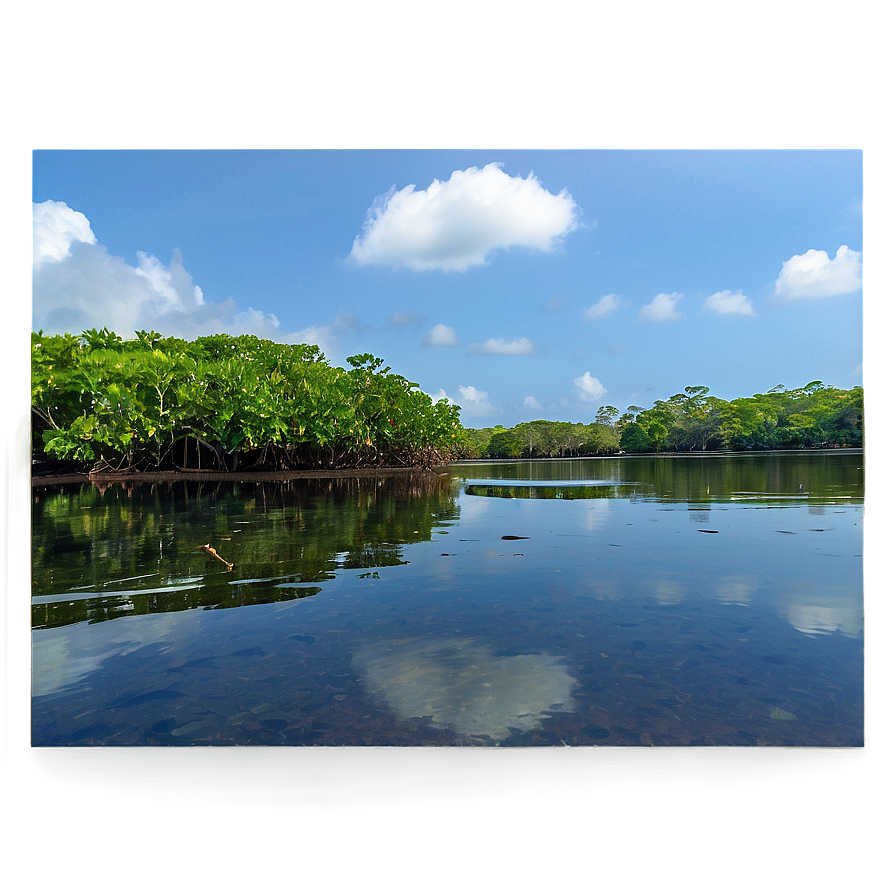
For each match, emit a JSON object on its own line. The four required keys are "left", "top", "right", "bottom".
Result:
{"left": 32, "top": 473, "right": 459, "bottom": 629}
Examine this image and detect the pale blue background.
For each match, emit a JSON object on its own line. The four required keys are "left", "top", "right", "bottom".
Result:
{"left": 0, "top": 0, "right": 896, "bottom": 894}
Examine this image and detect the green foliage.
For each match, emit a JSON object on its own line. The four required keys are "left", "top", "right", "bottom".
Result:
{"left": 630, "top": 382, "right": 862, "bottom": 453}
{"left": 487, "top": 429, "right": 525, "bottom": 458}
{"left": 33, "top": 331, "right": 863, "bottom": 468}
{"left": 32, "top": 330, "right": 464, "bottom": 472}
{"left": 461, "top": 381, "right": 863, "bottom": 457}
{"left": 465, "top": 419, "right": 621, "bottom": 459}
{"left": 619, "top": 422, "right": 652, "bottom": 452}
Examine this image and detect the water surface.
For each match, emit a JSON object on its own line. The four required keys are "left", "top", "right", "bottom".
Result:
{"left": 32, "top": 451, "right": 863, "bottom": 746}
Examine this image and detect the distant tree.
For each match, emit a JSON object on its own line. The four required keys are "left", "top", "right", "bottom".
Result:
{"left": 593, "top": 405, "right": 619, "bottom": 427}
{"left": 583, "top": 421, "right": 619, "bottom": 453}
{"left": 487, "top": 429, "right": 525, "bottom": 458}
{"left": 619, "top": 422, "right": 652, "bottom": 452}
{"left": 457, "top": 383, "right": 862, "bottom": 457}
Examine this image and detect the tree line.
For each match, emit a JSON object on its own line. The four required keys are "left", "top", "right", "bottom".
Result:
{"left": 31, "top": 329, "right": 464, "bottom": 473}
{"left": 31, "top": 329, "right": 862, "bottom": 473}
{"left": 460, "top": 382, "right": 863, "bottom": 458}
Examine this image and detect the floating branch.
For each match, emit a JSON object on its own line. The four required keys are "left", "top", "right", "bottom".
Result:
{"left": 200, "top": 543, "right": 234, "bottom": 570}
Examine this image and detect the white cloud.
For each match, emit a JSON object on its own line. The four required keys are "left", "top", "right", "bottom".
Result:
{"left": 467, "top": 337, "right": 535, "bottom": 356}
{"left": 349, "top": 162, "right": 579, "bottom": 272}
{"left": 426, "top": 388, "right": 456, "bottom": 405}
{"left": 286, "top": 312, "right": 368, "bottom": 362}
{"left": 573, "top": 371, "right": 608, "bottom": 402}
{"left": 232, "top": 307, "right": 281, "bottom": 338}
{"left": 774, "top": 245, "right": 862, "bottom": 300}
{"left": 33, "top": 236, "right": 225, "bottom": 338}
{"left": 639, "top": 292, "right": 683, "bottom": 322}
{"left": 703, "top": 289, "right": 755, "bottom": 316}
{"left": 523, "top": 395, "right": 542, "bottom": 411}
{"left": 31, "top": 200, "right": 309, "bottom": 346}
{"left": 423, "top": 323, "right": 458, "bottom": 347}
{"left": 33, "top": 199, "right": 96, "bottom": 265}
{"left": 458, "top": 385, "right": 489, "bottom": 402}
{"left": 457, "top": 385, "right": 499, "bottom": 418}
{"left": 583, "top": 293, "right": 621, "bottom": 320}
{"left": 135, "top": 248, "right": 205, "bottom": 313}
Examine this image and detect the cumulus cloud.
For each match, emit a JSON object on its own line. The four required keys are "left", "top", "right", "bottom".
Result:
{"left": 573, "top": 371, "right": 608, "bottom": 402}
{"left": 583, "top": 293, "right": 621, "bottom": 321}
{"left": 457, "top": 385, "right": 499, "bottom": 418}
{"left": 703, "top": 289, "right": 755, "bottom": 316}
{"left": 426, "top": 388, "right": 456, "bottom": 405}
{"left": 423, "top": 323, "right": 459, "bottom": 347}
{"left": 134, "top": 248, "right": 205, "bottom": 312}
{"left": 286, "top": 312, "right": 370, "bottom": 362}
{"left": 349, "top": 162, "right": 579, "bottom": 272}
{"left": 31, "top": 200, "right": 320, "bottom": 349}
{"left": 33, "top": 235, "right": 226, "bottom": 338}
{"left": 467, "top": 337, "right": 535, "bottom": 356}
{"left": 33, "top": 199, "right": 96, "bottom": 264}
{"left": 523, "top": 395, "right": 542, "bottom": 411}
{"left": 639, "top": 292, "right": 683, "bottom": 322}
{"left": 774, "top": 245, "right": 862, "bottom": 300}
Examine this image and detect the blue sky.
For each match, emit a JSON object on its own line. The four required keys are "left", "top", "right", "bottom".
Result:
{"left": 33, "top": 149, "right": 862, "bottom": 427}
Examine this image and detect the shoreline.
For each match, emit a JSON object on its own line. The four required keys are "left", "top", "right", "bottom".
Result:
{"left": 30, "top": 445, "right": 862, "bottom": 487}
{"left": 31, "top": 465, "right": 450, "bottom": 487}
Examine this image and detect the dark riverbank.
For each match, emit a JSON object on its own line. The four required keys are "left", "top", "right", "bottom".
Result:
{"left": 31, "top": 464, "right": 449, "bottom": 487}
{"left": 31, "top": 446, "right": 861, "bottom": 486}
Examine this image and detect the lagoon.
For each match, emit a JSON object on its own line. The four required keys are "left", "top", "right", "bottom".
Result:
{"left": 31, "top": 450, "right": 863, "bottom": 746}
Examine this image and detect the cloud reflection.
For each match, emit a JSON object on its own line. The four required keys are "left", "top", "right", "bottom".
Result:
{"left": 783, "top": 590, "right": 863, "bottom": 637}
{"left": 32, "top": 613, "right": 193, "bottom": 696}
{"left": 652, "top": 579, "right": 685, "bottom": 605}
{"left": 715, "top": 576, "right": 756, "bottom": 607}
{"left": 353, "top": 637, "right": 576, "bottom": 742}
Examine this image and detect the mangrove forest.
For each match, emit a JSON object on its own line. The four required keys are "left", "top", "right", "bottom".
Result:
{"left": 31, "top": 329, "right": 863, "bottom": 474}
{"left": 31, "top": 329, "right": 464, "bottom": 474}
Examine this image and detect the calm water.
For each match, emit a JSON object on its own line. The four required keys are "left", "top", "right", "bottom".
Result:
{"left": 31, "top": 451, "right": 864, "bottom": 746}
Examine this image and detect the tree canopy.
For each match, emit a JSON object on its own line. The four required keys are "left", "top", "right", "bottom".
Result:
{"left": 461, "top": 382, "right": 862, "bottom": 458}
{"left": 32, "top": 331, "right": 862, "bottom": 472}
{"left": 32, "top": 329, "right": 464, "bottom": 473}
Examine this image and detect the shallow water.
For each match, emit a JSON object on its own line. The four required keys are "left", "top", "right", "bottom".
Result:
{"left": 31, "top": 451, "right": 863, "bottom": 746}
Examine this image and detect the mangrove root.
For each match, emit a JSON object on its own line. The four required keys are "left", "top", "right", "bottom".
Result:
{"left": 200, "top": 543, "right": 234, "bottom": 570}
